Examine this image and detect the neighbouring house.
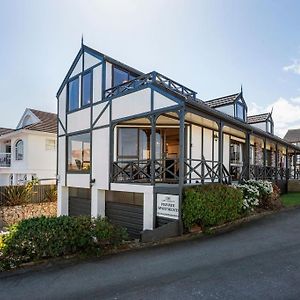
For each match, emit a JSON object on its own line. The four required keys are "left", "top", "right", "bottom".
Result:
{"left": 56, "top": 43, "right": 300, "bottom": 239}
{"left": 0, "top": 108, "right": 57, "bottom": 186}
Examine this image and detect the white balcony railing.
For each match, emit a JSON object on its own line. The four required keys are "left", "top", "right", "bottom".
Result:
{"left": 0, "top": 153, "right": 11, "bottom": 167}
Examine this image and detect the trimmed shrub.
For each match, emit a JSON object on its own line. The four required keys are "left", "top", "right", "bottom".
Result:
{"left": 0, "top": 216, "right": 128, "bottom": 270}
{"left": 182, "top": 184, "right": 243, "bottom": 230}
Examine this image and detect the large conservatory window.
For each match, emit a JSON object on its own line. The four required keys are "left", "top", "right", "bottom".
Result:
{"left": 68, "top": 77, "right": 80, "bottom": 111}
{"left": 82, "top": 72, "right": 92, "bottom": 106}
{"left": 113, "top": 66, "right": 137, "bottom": 87}
{"left": 15, "top": 140, "right": 24, "bottom": 160}
{"left": 68, "top": 133, "right": 90, "bottom": 172}
{"left": 117, "top": 128, "right": 151, "bottom": 160}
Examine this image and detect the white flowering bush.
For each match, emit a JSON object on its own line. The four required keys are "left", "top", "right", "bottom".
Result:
{"left": 234, "top": 180, "right": 273, "bottom": 212}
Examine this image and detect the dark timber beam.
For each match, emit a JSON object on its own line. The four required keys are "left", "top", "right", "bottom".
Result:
{"left": 178, "top": 108, "right": 185, "bottom": 235}
{"left": 218, "top": 121, "right": 224, "bottom": 183}
{"left": 294, "top": 151, "right": 297, "bottom": 179}
{"left": 263, "top": 138, "right": 267, "bottom": 180}
{"left": 244, "top": 132, "right": 251, "bottom": 180}
{"left": 150, "top": 115, "right": 156, "bottom": 186}
{"left": 275, "top": 143, "right": 278, "bottom": 183}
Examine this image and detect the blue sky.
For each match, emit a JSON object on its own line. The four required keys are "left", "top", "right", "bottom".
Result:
{"left": 0, "top": 0, "right": 300, "bottom": 136}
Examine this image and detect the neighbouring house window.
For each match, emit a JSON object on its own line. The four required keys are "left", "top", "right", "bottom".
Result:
{"left": 112, "top": 66, "right": 137, "bottom": 87}
{"left": 15, "top": 140, "right": 24, "bottom": 160}
{"left": 82, "top": 71, "right": 92, "bottom": 106}
{"left": 68, "top": 77, "right": 80, "bottom": 111}
{"left": 68, "top": 133, "right": 90, "bottom": 172}
{"left": 236, "top": 103, "right": 245, "bottom": 121}
{"left": 46, "top": 139, "right": 56, "bottom": 151}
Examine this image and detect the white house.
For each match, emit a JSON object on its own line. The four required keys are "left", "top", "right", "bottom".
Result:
{"left": 0, "top": 108, "right": 57, "bottom": 186}
{"left": 56, "top": 43, "right": 300, "bottom": 239}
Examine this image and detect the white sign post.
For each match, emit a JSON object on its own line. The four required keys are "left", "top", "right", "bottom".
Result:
{"left": 156, "top": 194, "right": 179, "bottom": 220}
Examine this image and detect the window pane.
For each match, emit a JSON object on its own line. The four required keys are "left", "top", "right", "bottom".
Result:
{"left": 129, "top": 74, "right": 137, "bottom": 81}
{"left": 68, "top": 77, "right": 79, "bottom": 111}
{"left": 118, "top": 128, "right": 138, "bottom": 157}
{"left": 139, "top": 129, "right": 151, "bottom": 160}
{"left": 15, "top": 140, "right": 24, "bottom": 160}
{"left": 236, "top": 103, "right": 244, "bottom": 120}
{"left": 68, "top": 133, "right": 90, "bottom": 171}
{"left": 113, "top": 67, "right": 129, "bottom": 87}
{"left": 83, "top": 72, "right": 92, "bottom": 106}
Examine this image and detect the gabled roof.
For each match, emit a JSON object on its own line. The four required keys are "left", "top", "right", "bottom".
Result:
{"left": 205, "top": 93, "right": 240, "bottom": 108}
{"left": 0, "top": 127, "right": 14, "bottom": 136}
{"left": 57, "top": 44, "right": 144, "bottom": 97}
{"left": 284, "top": 128, "right": 300, "bottom": 143}
{"left": 247, "top": 113, "right": 269, "bottom": 124}
{"left": 21, "top": 109, "right": 57, "bottom": 134}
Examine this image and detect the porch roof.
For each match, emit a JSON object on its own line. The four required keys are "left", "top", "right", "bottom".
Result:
{"left": 185, "top": 98, "right": 300, "bottom": 152}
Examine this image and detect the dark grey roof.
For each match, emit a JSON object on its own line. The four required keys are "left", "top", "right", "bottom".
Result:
{"left": 0, "top": 127, "right": 14, "bottom": 136}
{"left": 205, "top": 93, "right": 239, "bottom": 108}
{"left": 22, "top": 109, "right": 57, "bottom": 134}
{"left": 247, "top": 113, "right": 269, "bottom": 124}
{"left": 284, "top": 129, "right": 300, "bottom": 143}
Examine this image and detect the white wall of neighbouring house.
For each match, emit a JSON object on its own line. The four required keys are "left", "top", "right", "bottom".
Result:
{"left": 26, "top": 132, "right": 57, "bottom": 183}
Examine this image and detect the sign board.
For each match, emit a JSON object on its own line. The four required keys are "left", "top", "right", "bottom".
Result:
{"left": 156, "top": 194, "right": 179, "bottom": 220}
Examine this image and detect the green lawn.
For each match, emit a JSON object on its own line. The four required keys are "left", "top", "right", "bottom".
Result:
{"left": 281, "top": 193, "right": 300, "bottom": 207}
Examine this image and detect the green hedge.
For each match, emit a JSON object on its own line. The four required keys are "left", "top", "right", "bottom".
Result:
{"left": 182, "top": 184, "right": 243, "bottom": 229}
{"left": 0, "top": 216, "right": 128, "bottom": 270}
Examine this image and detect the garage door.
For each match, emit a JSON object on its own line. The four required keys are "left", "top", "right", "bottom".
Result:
{"left": 105, "top": 191, "right": 143, "bottom": 239}
{"left": 69, "top": 187, "right": 91, "bottom": 216}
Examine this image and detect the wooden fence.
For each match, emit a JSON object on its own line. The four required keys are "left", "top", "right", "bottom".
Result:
{"left": 0, "top": 184, "right": 56, "bottom": 206}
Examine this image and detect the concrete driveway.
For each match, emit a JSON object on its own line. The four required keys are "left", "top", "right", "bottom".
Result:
{"left": 1, "top": 208, "right": 300, "bottom": 299}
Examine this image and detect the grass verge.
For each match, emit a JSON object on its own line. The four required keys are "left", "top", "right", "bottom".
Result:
{"left": 281, "top": 192, "right": 300, "bottom": 207}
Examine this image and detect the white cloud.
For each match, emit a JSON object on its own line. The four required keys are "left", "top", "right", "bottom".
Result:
{"left": 283, "top": 59, "right": 300, "bottom": 75}
{"left": 248, "top": 96, "right": 300, "bottom": 138}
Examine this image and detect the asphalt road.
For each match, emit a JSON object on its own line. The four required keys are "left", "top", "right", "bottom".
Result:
{"left": 1, "top": 208, "right": 300, "bottom": 300}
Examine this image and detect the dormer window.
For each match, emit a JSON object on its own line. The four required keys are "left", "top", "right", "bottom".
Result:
{"left": 205, "top": 91, "right": 247, "bottom": 122}
{"left": 266, "top": 120, "right": 274, "bottom": 134}
{"left": 236, "top": 102, "right": 245, "bottom": 121}
{"left": 247, "top": 112, "right": 274, "bottom": 135}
